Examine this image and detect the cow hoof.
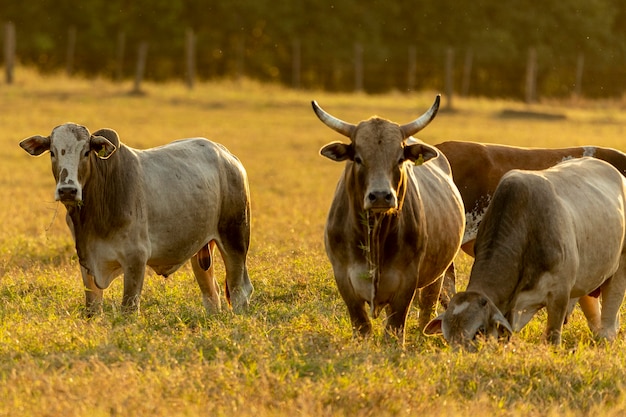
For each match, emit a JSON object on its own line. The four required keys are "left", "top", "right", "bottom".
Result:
{"left": 203, "top": 297, "right": 221, "bottom": 315}
{"left": 84, "top": 304, "right": 103, "bottom": 318}
{"left": 229, "top": 282, "right": 253, "bottom": 313}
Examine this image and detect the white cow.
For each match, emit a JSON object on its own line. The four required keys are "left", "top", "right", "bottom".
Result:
{"left": 425, "top": 157, "right": 626, "bottom": 349}
{"left": 20, "top": 123, "right": 253, "bottom": 314}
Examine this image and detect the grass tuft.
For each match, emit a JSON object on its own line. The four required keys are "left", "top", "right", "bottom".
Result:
{"left": 3, "top": 68, "right": 626, "bottom": 416}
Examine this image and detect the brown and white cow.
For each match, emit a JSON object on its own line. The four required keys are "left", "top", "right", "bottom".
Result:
{"left": 425, "top": 157, "right": 626, "bottom": 349}
{"left": 20, "top": 123, "right": 253, "bottom": 314}
{"left": 434, "top": 140, "right": 626, "bottom": 329}
{"left": 312, "top": 96, "right": 465, "bottom": 344}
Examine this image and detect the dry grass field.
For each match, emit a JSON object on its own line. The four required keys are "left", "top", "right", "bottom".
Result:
{"left": 2, "top": 68, "right": 626, "bottom": 416}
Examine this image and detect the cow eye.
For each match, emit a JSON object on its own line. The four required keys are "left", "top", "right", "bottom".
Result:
{"left": 50, "top": 150, "right": 56, "bottom": 158}
{"left": 354, "top": 155, "right": 362, "bottom": 165}
{"left": 83, "top": 150, "right": 91, "bottom": 157}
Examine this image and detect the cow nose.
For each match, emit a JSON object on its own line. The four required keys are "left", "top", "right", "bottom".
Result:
{"left": 368, "top": 191, "right": 393, "bottom": 204}
{"left": 57, "top": 186, "right": 79, "bottom": 201}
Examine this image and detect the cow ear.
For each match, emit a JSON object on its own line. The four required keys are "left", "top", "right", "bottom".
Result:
{"left": 491, "top": 310, "right": 513, "bottom": 339}
{"left": 320, "top": 142, "right": 353, "bottom": 162}
{"left": 423, "top": 314, "right": 444, "bottom": 335}
{"left": 90, "top": 135, "right": 117, "bottom": 159}
{"left": 20, "top": 135, "right": 51, "bottom": 156}
{"left": 404, "top": 143, "right": 439, "bottom": 164}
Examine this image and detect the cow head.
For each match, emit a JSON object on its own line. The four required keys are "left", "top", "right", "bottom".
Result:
{"left": 19, "top": 123, "right": 117, "bottom": 205}
{"left": 313, "top": 95, "right": 441, "bottom": 213}
{"left": 424, "top": 291, "right": 513, "bottom": 351}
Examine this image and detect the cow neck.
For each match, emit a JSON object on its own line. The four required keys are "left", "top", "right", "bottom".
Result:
{"left": 363, "top": 210, "right": 391, "bottom": 317}
{"left": 350, "top": 164, "right": 411, "bottom": 317}
{"left": 66, "top": 145, "right": 141, "bottom": 268}
{"left": 467, "top": 251, "right": 524, "bottom": 314}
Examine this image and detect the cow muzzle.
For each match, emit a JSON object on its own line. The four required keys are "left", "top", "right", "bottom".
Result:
{"left": 364, "top": 190, "right": 397, "bottom": 212}
{"left": 56, "top": 185, "right": 82, "bottom": 205}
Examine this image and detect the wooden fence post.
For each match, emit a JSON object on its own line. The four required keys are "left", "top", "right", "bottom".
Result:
{"left": 185, "top": 28, "right": 196, "bottom": 89}
{"left": 354, "top": 43, "right": 363, "bottom": 92}
{"left": 292, "top": 39, "right": 301, "bottom": 89}
{"left": 574, "top": 53, "right": 584, "bottom": 98}
{"left": 236, "top": 38, "right": 245, "bottom": 84}
{"left": 525, "top": 47, "right": 537, "bottom": 104}
{"left": 132, "top": 41, "right": 148, "bottom": 94}
{"left": 4, "top": 22, "right": 15, "bottom": 84}
{"left": 461, "top": 48, "right": 473, "bottom": 97}
{"left": 407, "top": 45, "right": 416, "bottom": 92}
{"left": 66, "top": 26, "right": 76, "bottom": 76}
{"left": 444, "top": 47, "right": 455, "bottom": 110}
{"left": 115, "top": 31, "right": 125, "bottom": 82}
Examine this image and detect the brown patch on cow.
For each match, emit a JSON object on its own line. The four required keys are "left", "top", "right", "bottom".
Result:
{"left": 59, "top": 168, "right": 69, "bottom": 183}
{"left": 198, "top": 244, "right": 212, "bottom": 271}
{"left": 589, "top": 287, "right": 602, "bottom": 298}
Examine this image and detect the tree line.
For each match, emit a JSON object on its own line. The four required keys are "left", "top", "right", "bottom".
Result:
{"left": 2, "top": 0, "right": 626, "bottom": 100}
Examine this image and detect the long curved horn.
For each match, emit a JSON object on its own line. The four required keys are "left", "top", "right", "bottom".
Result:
{"left": 311, "top": 101, "right": 355, "bottom": 138}
{"left": 400, "top": 95, "right": 441, "bottom": 138}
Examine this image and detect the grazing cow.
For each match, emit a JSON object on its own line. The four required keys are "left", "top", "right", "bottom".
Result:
{"left": 424, "top": 157, "right": 626, "bottom": 349}
{"left": 20, "top": 123, "right": 253, "bottom": 314}
{"left": 435, "top": 141, "right": 626, "bottom": 329}
{"left": 312, "top": 96, "right": 465, "bottom": 344}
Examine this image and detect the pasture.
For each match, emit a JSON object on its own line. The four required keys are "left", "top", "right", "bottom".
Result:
{"left": 2, "top": 69, "right": 626, "bottom": 416}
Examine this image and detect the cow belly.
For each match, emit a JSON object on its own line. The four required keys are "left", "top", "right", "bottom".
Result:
{"left": 146, "top": 206, "right": 219, "bottom": 268}
{"left": 147, "top": 230, "right": 216, "bottom": 276}
{"left": 149, "top": 261, "right": 188, "bottom": 277}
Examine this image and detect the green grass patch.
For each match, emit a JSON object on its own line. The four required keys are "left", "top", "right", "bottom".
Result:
{"left": 3, "top": 68, "right": 626, "bottom": 416}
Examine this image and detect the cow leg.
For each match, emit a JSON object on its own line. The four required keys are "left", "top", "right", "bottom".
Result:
{"left": 439, "top": 263, "right": 456, "bottom": 309}
{"left": 191, "top": 241, "right": 221, "bottom": 314}
{"left": 216, "top": 242, "right": 253, "bottom": 313}
{"left": 80, "top": 266, "right": 103, "bottom": 317}
{"left": 578, "top": 295, "right": 601, "bottom": 334}
{"left": 333, "top": 270, "right": 371, "bottom": 337}
{"left": 385, "top": 289, "right": 417, "bottom": 345}
{"left": 121, "top": 262, "right": 146, "bottom": 313}
{"left": 545, "top": 290, "right": 570, "bottom": 346}
{"left": 418, "top": 276, "right": 443, "bottom": 330}
{"left": 597, "top": 269, "right": 626, "bottom": 341}
{"left": 346, "top": 302, "right": 372, "bottom": 337}
{"left": 216, "top": 208, "right": 253, "bottom": 312}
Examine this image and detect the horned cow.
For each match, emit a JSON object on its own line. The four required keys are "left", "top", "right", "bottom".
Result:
{"left": 313, "top": 96, "right": 465, "bottom": 344}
